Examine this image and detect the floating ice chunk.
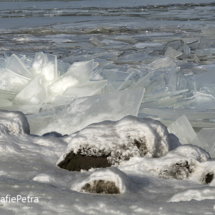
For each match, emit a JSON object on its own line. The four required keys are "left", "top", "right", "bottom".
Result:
{"left": 165, "top": 47, "right": 182, "bottom": 59}
{"left": 191, "top": 128, "right": 215, "bottom": 158}
{"left": 101, "top": 39, "right": 128, "bottom": 45}
{"left": 181, "top": 41, "right": 190, "bottom": 55}
{"left": 134, "top": 42, "right": 163, "bottom": 49}
{"left": 6, "top": 54, "right": 32, "bottom": 79}
{"left": 198, "top": 36, "right": 212, "bottom": 49}
{"left": 0, "top": 110, "right": 30, "bottom": 134}
{"left": 99, "top": 70, "right": 132, "bottom": 90}
{"left": 149, "top": 57, "right": 176, "bottom": 69}
{"left": 0, "top": 68, "right": 30, "bottom": 92}
{"left": 168, "top": 115, "right": 196, "bottom": 144}
{"left": 49, "top": 60, "right": 98, "bottom": 95}
{"left": 89, "top": 37, "right": 104, "bottom": 46}
{"left": 116, "top": 52, "right": 148, "bottom": 63}
{"left": 71, "top": 167, "right": 131, "bottom": 194}
{"left": 201, "top": 29, "right": 215, "bottom": 37}
{"left": 31, "top": 52, "right": 58, "bottom": 86}
{"left": 36, "top": 88, "right": 145, "bottom": 135}
{"left": 13, "top": 75, "right": 47, "bottom": 105}
{"left": 112, "top": 36, "right": 137, "bottom": 44}
{"left": 63, "top": 80, "right": 107, "bottom": 98}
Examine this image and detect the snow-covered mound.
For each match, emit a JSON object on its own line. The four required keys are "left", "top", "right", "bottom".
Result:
{"left": 57, "top": 115, "right": 176, "bottom": 169}
{"left": 120, "top": 144, "right": 213, "bottom": 184}
{"left": 72, "top": 167, "right": 131, "bottom": 194}
{"left": 0, "top": 109, "right": 30, "bottom": 135}
{"left": 169, "top": 187, "right": 215, "bottom": 202}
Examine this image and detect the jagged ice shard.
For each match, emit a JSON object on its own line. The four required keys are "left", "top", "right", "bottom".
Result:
{"left": 35, "top": 88, "right": 145, "bottom": 135}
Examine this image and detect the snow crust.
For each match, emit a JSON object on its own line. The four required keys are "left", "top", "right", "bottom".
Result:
{"left": 0, "top": 110, "right": 215, "bottom": 214}
{"left": 169, "top": 187, "right": 215, "bottom": 202}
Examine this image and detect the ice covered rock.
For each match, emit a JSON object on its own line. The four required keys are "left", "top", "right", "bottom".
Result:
{"left": 71, "top": 167, "right": 131, "bottom": 194}
{"left": 0, "top": 110, "right": 30, "bottom": 134}
{"left": 36, "top": 88, "right": 144, "bottom": 135}
{"left": 57, "top": 115, "right": 171, "bottom": 171}
{"left": 121, "top": 144, "right": 211, "bottom": 184}
{"left": 168, "top": 115, "right": 196, "bottom": 144}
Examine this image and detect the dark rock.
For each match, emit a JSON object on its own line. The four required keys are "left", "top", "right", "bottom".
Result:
{"left": 58, "top": 151, "right": 111, "bottom": 171}
{"left": 42, "top": 131, "right": 67, "bottom": 138}
{"left": 204, "top": 173, "right": 214, "bottom": 184}
{"left": 159, "top": 160, "right": 195, "bottom": 180}
{"left": 81, "top": 180, "right": 120, "bottom": 194}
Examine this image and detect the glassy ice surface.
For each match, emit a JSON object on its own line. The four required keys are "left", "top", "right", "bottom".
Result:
{"left": 6, "top": 54, "right": 32, "bottom": 79}
{"left": 36, "top": 88, "right": 145, "bottom": 135}
{"left": 13, "top": 75, "right": 47, "bottom": 105}
{"left": 31, "top": 52, "right": 58, "bottom": 86}
{"left": 168, "top": 115, "right": 196, "bottom": 144}
{"left": 191, "top": 128, "right": 215, "bottom": 158}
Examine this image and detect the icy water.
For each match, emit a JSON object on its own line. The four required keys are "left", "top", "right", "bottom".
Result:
{"left": 1, "top": 0, "right": 215, "bottom": 57}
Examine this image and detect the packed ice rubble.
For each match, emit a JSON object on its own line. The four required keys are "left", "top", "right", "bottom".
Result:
{"left": 0, "top": 52, "right": 106, "bottom": 111}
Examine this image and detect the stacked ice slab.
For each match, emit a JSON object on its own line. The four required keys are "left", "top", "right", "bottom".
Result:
{"left": 0, "top": 52, "right": 108, "bottom": 112}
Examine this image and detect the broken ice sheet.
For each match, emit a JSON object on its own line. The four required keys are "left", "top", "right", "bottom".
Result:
{"left": 134, "top": 42, "right": 163, "bottom": 49}
{"left": 99, "top": 70, "right": 132, "bottom": 90}
{"left": 0, "top": 89, "right": 16, "bottom": 100}
{"left": 116, "top": 52, "right": 148, "bottom": 63}
{"left": 13, "top": 75, "right": 47, "bottom": 105}
{"left": 89, "top": 37, "right": 104, "bottom": 46}
{"left": 165, "top": 47, "right": 182, "bottom": 59}
{"left": 30, "top": 52, "right": 58, "bottom": 86}
{"left": 49, "top": 60, "right": 98, "bottom": 96}
{"left": 6, "top": 54, "right": 32, "bottom": 79}
{"left": 63, "top": 80, "right": 107, "bottom": 98}
{"left": 191, "top": 128, "right": 215, "bottom": 158}
{"left": 0, "top": 68, "right": 30, "bottom": 93}
{"left": 168, "top": 115, "right": 196, "bottom": 145}
{"left": 35, "top": 88, "right": 145, "bottom": 135}
{"left": 149, "top": 57, "right": 176, "bottom": 69}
